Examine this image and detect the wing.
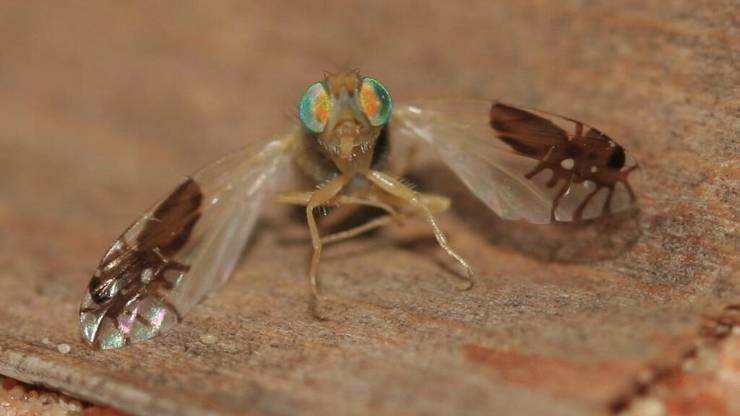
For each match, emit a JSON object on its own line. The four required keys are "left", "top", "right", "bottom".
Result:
{"left": 393, "top": 100, "right": 639, "bottom": 223}
{"left": 80, "top": 132, "right": 296, "bottom": 349}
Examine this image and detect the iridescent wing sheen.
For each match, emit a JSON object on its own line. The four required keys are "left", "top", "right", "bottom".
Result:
{"left": 393, "top": 100, "right": 639, "bottom": 223}
{"left": 80, "top": 133, "right": 296, "bottom": 349}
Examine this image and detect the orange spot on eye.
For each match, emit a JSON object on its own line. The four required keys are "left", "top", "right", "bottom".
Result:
{"left": 314, "top": 96, "right": 329, "bottom": 124}
{"left": 361, "top": 86, "right": 379, "bottom": 119}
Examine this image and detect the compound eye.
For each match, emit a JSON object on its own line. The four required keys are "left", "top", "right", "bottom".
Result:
{"left": 299, "top": 81, "right": 332, "bottom": 133}
{"left": 359, "top": 77, "right": 392, "bottom": 126}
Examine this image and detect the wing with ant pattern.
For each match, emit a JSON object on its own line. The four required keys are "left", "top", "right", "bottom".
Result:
{"left": 393, "top": 99, "right": 639, "bottom": 223}
{"left": 80, "top": 133, "right": 296, "bottom": 349}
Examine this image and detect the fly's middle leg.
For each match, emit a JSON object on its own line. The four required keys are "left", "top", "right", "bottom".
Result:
{"left": 320, "top": 192, "right": 450, "bottom": 244}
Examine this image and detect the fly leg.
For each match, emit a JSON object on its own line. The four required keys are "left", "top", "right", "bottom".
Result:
{"left": 275, "top": 193, "right": 394, "bottom": 213}
{"left": 274, "top": 176, "right": 349, "bottom": 318}
{"left": 321, "top": 215, "right": 395, "bottom": 244}
{"left": 363, "top": 170, "right": 475, "bottom": 290}
{"left": 550, "top": 173, "right": 574, "bottom": 223}
{"left": 315, "top": 194, "right": 398, "bottom": 245}
{"left": 275, "top": 191, "right": 398, "bottom": 231}
{"left": 321, "top": 192, "right": 450, "bottom": 244}
{"left": 276, "top": 191, "right": 398, "bottom": 244}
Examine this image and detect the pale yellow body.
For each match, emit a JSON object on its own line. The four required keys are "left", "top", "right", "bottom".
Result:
{"left": 273, "top": 72, "right": 473, "bottom": 316}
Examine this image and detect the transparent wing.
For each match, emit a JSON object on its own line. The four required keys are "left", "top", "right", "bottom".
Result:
{"left": 80, "top": 132, "right": 296, "bottom": 349}
{"left": 393, "top": 100, "right": 639, "bottom": 223}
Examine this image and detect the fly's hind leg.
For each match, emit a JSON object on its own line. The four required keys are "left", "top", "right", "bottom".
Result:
{"left": 364, "top": 170, "right": 475, "bottom": 290}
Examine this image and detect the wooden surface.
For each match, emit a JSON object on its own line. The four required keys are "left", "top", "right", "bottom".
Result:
{"left": 0, "top": 1, "right": 738, "bottom": 415}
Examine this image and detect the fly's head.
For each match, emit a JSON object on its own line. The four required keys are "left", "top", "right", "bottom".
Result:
{"left": 298, "top": 71, "right": 392, "bottom": 164}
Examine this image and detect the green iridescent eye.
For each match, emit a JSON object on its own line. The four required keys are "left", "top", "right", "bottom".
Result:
{"left": 359, "top": 77, "right": 392, "bottom": 126}
{"left": 299, "top": 81, "right": 331, "bottom": 133}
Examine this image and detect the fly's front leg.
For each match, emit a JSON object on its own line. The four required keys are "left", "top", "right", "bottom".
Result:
{"left": 273, "top": 176, "right": 349, "bottom": 318}
{"left": 364, "top": 170, "right": 475, "bottom": 290}
{"left": 309, "top": 177, "right": 349, "bottom": 314}
{"left": 273, "top": 191, "right": 313, "bottom": 206}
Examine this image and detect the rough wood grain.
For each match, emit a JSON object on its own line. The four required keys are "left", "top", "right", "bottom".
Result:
{"left": 0, "top": 1, "right": 738, "bottom": 415}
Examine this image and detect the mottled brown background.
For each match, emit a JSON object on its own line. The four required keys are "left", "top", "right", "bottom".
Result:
{"left": 0, "top": 1, "right": 738, "bottom": 415}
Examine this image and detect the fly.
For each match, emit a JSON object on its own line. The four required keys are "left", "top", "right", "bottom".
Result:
{"left": 80, "top": 71, "right": 640, "bottom": 349}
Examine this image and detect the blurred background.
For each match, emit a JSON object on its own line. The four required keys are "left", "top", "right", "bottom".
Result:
{"left": 0, "top": 1, "right": 738, "bottom": 415}
{"left": 2, "top": 0, "right": 735, "bottom": 229}
{"left": 0, "top": 0, "right": 669, "bottom": 231}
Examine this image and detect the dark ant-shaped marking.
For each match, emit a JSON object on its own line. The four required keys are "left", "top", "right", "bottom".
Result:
{"left": 490, "top": 102, "right": 638, "bottom": 222}
{"left": 82, "top": 178, "right": 202, "bottom": 346}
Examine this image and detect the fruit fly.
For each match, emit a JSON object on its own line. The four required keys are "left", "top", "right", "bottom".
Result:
{"left": 80, "top": 71, "right": 640, "bottom": 349}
